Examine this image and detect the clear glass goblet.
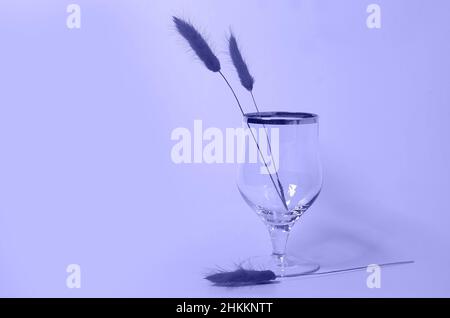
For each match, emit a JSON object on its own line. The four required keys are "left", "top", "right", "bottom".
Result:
{"left": 237, "top": 112, "right": 322, "bottom": 276}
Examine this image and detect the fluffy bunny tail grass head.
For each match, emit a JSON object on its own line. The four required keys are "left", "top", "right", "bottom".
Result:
{"left": 173, "top": 16, "right": 221, "bottom": 72}
{"left": 229, "top": 32, "right": 254, "bottom": 91}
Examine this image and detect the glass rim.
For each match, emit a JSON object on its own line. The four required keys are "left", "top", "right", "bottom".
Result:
{"left": 244, "top": 111, "right": 319, "bottom": 125}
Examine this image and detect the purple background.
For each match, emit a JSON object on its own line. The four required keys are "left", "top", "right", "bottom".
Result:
{"left": 1, "top": 0, "right": 449, "bottom": 297}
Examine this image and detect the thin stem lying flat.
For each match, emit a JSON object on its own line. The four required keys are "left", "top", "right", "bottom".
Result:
{"left": 280, "top": 261, "right": 415, "bottom": 278}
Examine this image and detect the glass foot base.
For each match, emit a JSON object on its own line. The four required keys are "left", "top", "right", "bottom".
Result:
{"left": 241, "top": 255, "right": 320, "bottom": 277}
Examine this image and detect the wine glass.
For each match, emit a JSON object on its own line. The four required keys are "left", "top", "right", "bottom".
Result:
{"left": 237, "top": 112, "right": 322, "bottom": 276}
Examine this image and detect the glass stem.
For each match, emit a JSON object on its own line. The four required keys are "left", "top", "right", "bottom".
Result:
{"left": 269, "top": 225, "right": 290, "bottom": 261}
